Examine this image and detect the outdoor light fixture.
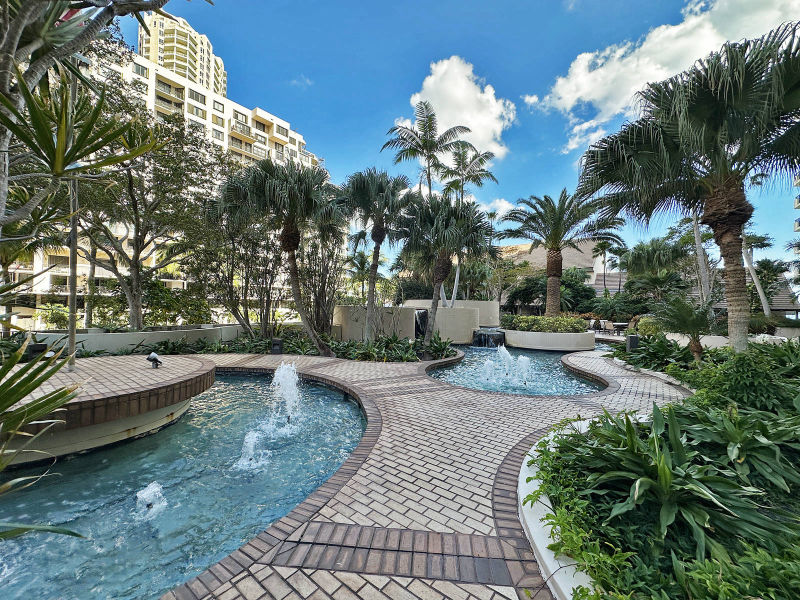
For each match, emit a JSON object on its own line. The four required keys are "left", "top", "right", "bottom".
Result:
{"left": 146, "top": 352, "right": 163, "bottom": 369}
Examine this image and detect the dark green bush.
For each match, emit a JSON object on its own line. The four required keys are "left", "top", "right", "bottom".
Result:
{"left": 503, "top": 315, "right": 586, "bottom": 333}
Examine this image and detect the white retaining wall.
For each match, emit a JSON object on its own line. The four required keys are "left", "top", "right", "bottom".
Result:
{"left": 504, "top": 330, "right": 595, "bottom": 351}
{"left": 35, "top": 324, "right": 245, "bottom": 354}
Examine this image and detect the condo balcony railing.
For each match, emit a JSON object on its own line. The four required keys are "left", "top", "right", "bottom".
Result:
{"left": 155, "top": 97, "right": 182, "bottom": 112}
{"left": 231, "top": 121, "right": 253, "bottom": 137}
{"left": 272, "top": 150, "right": 285, "bottom": 162}
{"left": 155, "top": 81, "right": 183, "bottom": 99}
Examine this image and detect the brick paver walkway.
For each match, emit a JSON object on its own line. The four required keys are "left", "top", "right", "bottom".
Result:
{"left": 162, "top": 351, "right": 688, "bottom": 600}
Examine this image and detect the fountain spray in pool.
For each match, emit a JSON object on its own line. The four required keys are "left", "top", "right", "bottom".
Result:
{"left": 135, "top": 481, "right": 166, "bottom": 520}
{"left": 272, "top": 362, "right": 301, "bottom": 420}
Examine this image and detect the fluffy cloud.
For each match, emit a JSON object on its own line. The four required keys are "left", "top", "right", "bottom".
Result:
{"left": 408, "top": 56, "right": 516, "bottom": 159}
{"left": 477, "top": 197, "right": 514, "bottom": 217}
{"left": 527, "top": 0, "right": 800, "bottom": 152}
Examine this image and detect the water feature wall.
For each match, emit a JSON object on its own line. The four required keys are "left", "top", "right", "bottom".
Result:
{"left": 472, "top": 327, "right": 505, "bottom": 347}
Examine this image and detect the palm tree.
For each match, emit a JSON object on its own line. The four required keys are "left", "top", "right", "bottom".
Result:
{"left": 592, "top": 240, "right": 612, "bottom": 291}
{"left": 344, "top": 169, "right": 413, "bottom": 340}
{"left": 621, "top": 239, "right": 688, "bottom": 276}
{"left": 655, "top": 297, "right": 713, "bottom": 362}
{"left": 381, "top": 100, "right": 471, "bottom": 197}
{"left": 501, "top": 189, "right": 623, "bottom": 316}
{"left": 579, "top": 23, "right": 800, "bottom": 351}
{"left": 397, "top": 196, "right": 494, "bottom": 344}
{"left": 223, "top": 159, "right": 341, "bottom": 356}
{"left": 607, "top": 244, "right": 628, "bottom": 293}
{"left": 626, "top": 269, "right": 687, "bottom": 304}
{"left": 346, "top": 250, "right": 371, "bottom": 300}
{"left": 441, "top": 146, "right": 497, "bottom": 202}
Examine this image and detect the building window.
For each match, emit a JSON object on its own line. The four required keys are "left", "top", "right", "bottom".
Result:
{"left": 188, "top": 89, "right": 206, "bottom": 104}
{"left": 213, "top": 100, "right": 224, "bottom": 112}
{"left": 289, "top": 136, "right": 297, "bottom": 145}
{"left": 276, "top": 125, "right": 288, "bottom": 137}
{"left": 187, "top": 104, "right": 206, "bottom": 119}
{"left": 254, "top": 121, "right": 266, "bottom": 132}
{"left": 233, "top": 110, "right": 248, "bottom": 124}
{"left": 212, "top": 114, "right": 224, "bottom": 127}
{"left": 133, "top": 63, "right": 148, "bottom": 78}
{"left": 212, "top": 129, "right": 224, "bottom": 141}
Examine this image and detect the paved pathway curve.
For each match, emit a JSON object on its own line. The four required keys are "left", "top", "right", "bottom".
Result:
{"left": 163, "top": 351, "right": 689, "bottom": 600}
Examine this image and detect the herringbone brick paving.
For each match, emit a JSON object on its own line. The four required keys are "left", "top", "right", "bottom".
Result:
{"left": 161, "top": 350, "right": 689, "bottom": 600}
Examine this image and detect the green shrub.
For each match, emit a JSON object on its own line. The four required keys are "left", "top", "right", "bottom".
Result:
{"left": 500, "top": 313, "right": 515, "bottom": 329}
{"left": 636, "top": 315, "right": 662, "bottom": 337}
{"left": 502, "top": 315, "right": 586, "bottom": 333}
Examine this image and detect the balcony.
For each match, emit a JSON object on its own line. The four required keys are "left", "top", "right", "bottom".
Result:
{"left": 155, "top": 81, "right": 183, "bottom": 100}
{"left": 155, "top": 96, "right": 182, "bottom": 114}
{"left": 272, "top": 149, "right": 286, "bottom": 163}
{"left": 230, "top": 120, "right": 254, "bottom": 139}
{"left": 795, "top": 194, "right": 800, "bottom": 209}
{"left": 795, "top": 218, "right": 800, "bottom": 232}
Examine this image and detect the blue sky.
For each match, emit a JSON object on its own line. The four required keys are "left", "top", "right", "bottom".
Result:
{"left": 121, "top": 0, "right": 799, "bottom": 262}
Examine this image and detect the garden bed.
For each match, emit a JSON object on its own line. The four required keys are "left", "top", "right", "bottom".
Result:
{"left": 500, "top": 314, "right": 595, "bottom": 351}
{"left": 527, "top": 334, "right": 800, "bottom": 600}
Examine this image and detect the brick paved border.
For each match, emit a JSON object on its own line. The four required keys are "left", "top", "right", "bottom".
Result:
{"left": 26, "top": 356, "right": 217, "bottom": 434}
{"left": 163, "top": 349, "right": 691, "bottom": 600}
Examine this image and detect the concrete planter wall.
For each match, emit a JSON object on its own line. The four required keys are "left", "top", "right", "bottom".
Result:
{"left": 402, "top": 299, "right": 500, "bottom": 327}
{"left": 504, "top": 329, "right": 595, "bottom": 351}
{"left": 35, "top": 324, "right": 244, "bottom": 354}
{"left": 775, "top": 327, "right": 800, "bottom": 339}
{"left": 333, "top": 306, "right": 416, "bottom": 342}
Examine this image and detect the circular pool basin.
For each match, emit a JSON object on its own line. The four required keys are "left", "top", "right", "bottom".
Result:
{"left": 429, "top": 345, "right": 604, "bottom": 396}
{"left": 0, "top": 373, "right": 365, "bottom": 600}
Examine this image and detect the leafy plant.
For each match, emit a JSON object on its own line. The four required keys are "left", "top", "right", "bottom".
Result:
{"left": 1, "top": 337, "right": 81, "bottom": 539}
{"left": 503, "top": 315, "right": 587, "bottom": 333}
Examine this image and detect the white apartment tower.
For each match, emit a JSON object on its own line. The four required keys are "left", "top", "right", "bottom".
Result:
{"left": 137, "top": 12, "right": 227, "bottom": 96}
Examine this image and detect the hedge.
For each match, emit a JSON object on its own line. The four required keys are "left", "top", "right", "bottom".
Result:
{"left": 500, "top": 314, "right": 587, "bottom": 333}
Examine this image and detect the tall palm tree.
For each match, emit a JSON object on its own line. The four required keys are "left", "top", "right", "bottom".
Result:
{"left": 621, "top": 238, "right": 688, "bottom": 276}
{"left": 440, "top": 146, "right": 497, "bottom": 202}
{"left": 579, "top": 23, "right": 800, "bottom": 351}
{"left": 607, "top": 244, "right": 628, "bottom": 293}
{"left": 501, "top": 189, "right": 623, "bottom": 316}
{"left": 381, "top": 100, "right": 471, "bottom": 197}
{"left": 592, "top": 240, "right": 612, "bottom": 291}
{"left": 397, "top": 196, "right": 494, "bottom": 344}
{"left": 223, "top": 159, "right": 341, "bottom": 356}
{"left": 344, "top": 169, "right": 413, "bottom": 341}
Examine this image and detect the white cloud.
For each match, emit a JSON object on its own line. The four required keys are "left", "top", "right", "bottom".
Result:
{"left": 477, "top": 197, "right": 514, "bottom": 217}
{"left": 522, "top": 94, "right": 539, "bottom": 107}
{"left": 526, "top": 0, "right": 800, "bottom": 152}
{"left": 408, "top": 56, "right": 516, "bottom": 159}
{"left": 290, "top": 74, "right": 313, "bottom": 89}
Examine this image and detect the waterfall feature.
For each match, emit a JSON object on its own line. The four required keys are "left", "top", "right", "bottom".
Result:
{"left": 472, "top": 327, "right": 505, "bottom": 347}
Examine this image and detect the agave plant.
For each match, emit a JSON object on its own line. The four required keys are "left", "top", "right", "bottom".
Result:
{"left": 0, "top": 336, "right": 81, "bottom": 539}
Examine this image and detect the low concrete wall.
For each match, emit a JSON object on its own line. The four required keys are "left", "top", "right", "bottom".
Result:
{"left": 402, "top": 299, "right": 499, "bottom": 327}
{"left": 333, "top": 306, "right": 416, "bottom": 342}
{"left": 776, "top": 327, "right": 800, "bottom": 339}
{"left": 432, "top": 306, "right": 480, "bottom": 344}
{"left": 505, "top": 329, "right": 595, "bottom": 351}
{"left": 35, "top": 324, "right": 245, "bottom": 354}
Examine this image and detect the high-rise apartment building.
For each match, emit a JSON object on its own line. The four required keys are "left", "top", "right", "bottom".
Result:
{"left": 10, "top": 13, "right": 321, "bottom": 328}
{"left": 137, "top": 12, "right": 227, "bottom": 96}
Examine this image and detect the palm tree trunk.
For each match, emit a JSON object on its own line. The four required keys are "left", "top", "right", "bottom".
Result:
{"left": 688, "top": 337, "right": 704, "bottom": 362}
{"left": 545, "top": 249, "right": 562, "bottom": 317}
{"left": 365, "top": 242, "right": 382, "bottom": 341}
{"left": 602, "top": 255, "right": 607, "bottom": 290}
{"left": 702, "top": 185, "right": 753, "bottom": 352}
{"left": 83, "top": 244, "right": 96, "bottom": 328}
{"left": 743, "top": 245, "right": 770, "bottom": 316}
{"left": 449, "top": 256, "right": 460, "bottom": 308}
{"left": 287, "top": 247, "right": 333, "bottom": 356}
{"left": 692, "top": 209, "right": 711, "bottom": 304}
{"left": 424, "top": 253, "right": 452, "bottom": 345}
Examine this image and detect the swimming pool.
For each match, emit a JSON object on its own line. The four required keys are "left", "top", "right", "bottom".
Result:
{"left": 0, "top": 369, "right": 364, "bottom": 600}
{"left": 429, "top": 345, "right": 604, "bottom": 396}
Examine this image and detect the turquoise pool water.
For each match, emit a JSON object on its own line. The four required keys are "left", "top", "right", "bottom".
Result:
{"left": 0, "top": 372, "right": 365, "bottom": 600}
{"left": 430, "top": 345, "right": 604, "bottom": 395}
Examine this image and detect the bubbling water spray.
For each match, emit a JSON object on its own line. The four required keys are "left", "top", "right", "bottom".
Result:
{"left": 272, "top": 362, "right": 301, "bottom": 420}
{"left": 135, "top": 481, "right": 166, "bottom": 520}
{"left": 485, "top": 345, "right": 535, "bottom": 387}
